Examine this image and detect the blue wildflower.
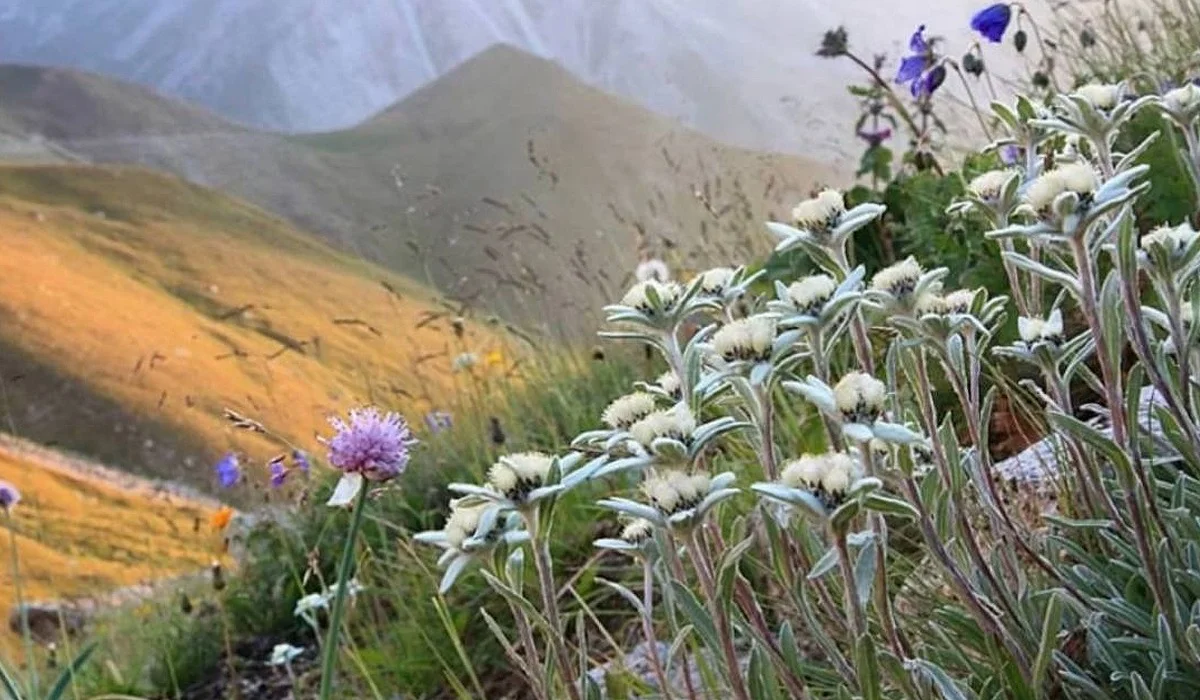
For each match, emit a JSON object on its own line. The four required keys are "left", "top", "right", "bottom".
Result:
{"left": 0, "top": 480, "right": 20, "bottom": 512}
{"left": 269, "top": 459, "right": 288, "bottom": 488}
{"left": 895, "top": 26, "right": 945, "bottom": 98}
{"left": 970, "top": 4, "right": 1012, "bottom": 43}
{"left": 424, "top": 410, "right": 453, "bottom": 434}
{"left": 292, "top": 449, "right": 312, "bottom": 474}
{"left": 215, "top": 453, "right": 241, "bottom": 488}
{"left": 999, "top": 144, "right": 1021, "bottom": 166}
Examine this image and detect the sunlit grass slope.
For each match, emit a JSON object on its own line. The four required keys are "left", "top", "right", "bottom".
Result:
{"left": 0, "top": 163, "right": 506, "bottom": 490}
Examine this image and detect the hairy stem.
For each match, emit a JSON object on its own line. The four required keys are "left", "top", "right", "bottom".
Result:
{"left": 687, "top": 530, "right": 751, "bottom": 700}
{"left": 318, "top": 485, "right": 370, "bottom": 700}
{"left": 642, "top": 557, "right": 675, "bottom": 700}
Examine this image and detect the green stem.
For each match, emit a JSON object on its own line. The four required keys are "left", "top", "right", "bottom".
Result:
{"left": 528, "top": 510, "right": 581, "bottom": 700}
{"left": 6, "top": 512, "right": 37, "bottom": 698}
{"left": 318, "top": 484, "right": 370, "bottom": 700}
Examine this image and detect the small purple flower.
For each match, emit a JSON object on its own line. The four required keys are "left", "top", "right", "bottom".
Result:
{"left": 999, "top": 144, "right": 1022, "bottom": 166}
{"left": 292, "top": 450, "right": 311, "bottom": 475}
{"left": 424, "top": 410, "right": 453, "bottom": 434}
{"left": 324, "top": 407, "right": 417, "bottom": 482}
{"left": 970, "top": 4, "right": 1012, "bottom": 43}
{"left": 215, "top": 453, "right": 241, "bottom": 488}
{"left": 913, "top": 65, "right": 947, "bottom": 98}
{"left": 895, "top": 25, "right": 931, "bottom": 85}
{"left": 0, "top": 481, "right": 20, "bottom": 512}
{"left": 269, "top": 459, "right": 288, "bottom": 488}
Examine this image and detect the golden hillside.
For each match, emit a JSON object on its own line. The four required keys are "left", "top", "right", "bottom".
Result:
{"left": 0, "top": 163, "right": 505, "bottom": 491}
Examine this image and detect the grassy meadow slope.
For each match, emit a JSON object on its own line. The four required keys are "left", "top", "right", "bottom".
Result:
{"left": 0, "top": 163, "right": 506, "bottom": 491}
{"left": 0, "top": 48, "right": 838, "bottom": 338}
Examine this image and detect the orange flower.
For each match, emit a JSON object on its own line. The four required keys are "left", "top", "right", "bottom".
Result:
{"left": 209, "top": 506, "right": 234, "bottom": 531}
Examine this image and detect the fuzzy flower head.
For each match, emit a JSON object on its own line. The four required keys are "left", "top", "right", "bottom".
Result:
{"left": 619, "top": 518, "right": 655, "bottom": 544}
{"left": 1023, "top": 163, "right": 1098, "bottom": 215}
{"left": 215, "top": 453, "right": 240, "bottom": 489}
{"left": 780, "top": 453, "right": 859, "bottom": 508}
{"left": 711, "top": 316, "right": 776, "bottom": 363}
{"left": 0, "top": 481, "right": 19, "bottom": 512}
{"left": 697, "top": 267, "right": 735, "bottom": 295}
{"left": 970, "top": 3, "right": 1012, "bottom": 43}
{"left": 834, "top": 371, "right": 888, "bottom": 424}
{"left": 968, "top": 169, "right": 1016, "bottom": 201}
{"left": 914, "top": 293, "right": 948, "bottom": 317}
{"left": 443, "top": 500, "right": 491, "bottom": 551}
{"left": 629, "top": 403, "right": 697, "bottom": 448}
{"left": 1141, "top": 222, "right": 1200, "bottom": 260}
{"left": 1017, "top": 309, "right": 1065, "bottom": 345}
{"left": 325, "top": 408, "right": 416, "bottom": 482}
{"left": 791, "top": 189, "right": 845, "bottom": 236}
{"left": 943, "top": 289, "right": 977, "bottom": 314}
{"left": 1072, "top": 83, "right": 1121, "bottom": 110}
{"left": 635, "top": 258, "right": 671, "bottom": 283}
{"left": 656, "top": 371, "right": 682, "bottom": 400}
{"left": 620, "top": 280, "right": 684, "bottom": 314}
{"left": 1163, "top": 83, "right": 1200, "bottom": 114}
{"left": 487, "top": 452, "right": 554, "bottom": 502}
{"left": 641, "top": 470, "right": 711, "bottom": 516}
{"left": 787, "top": 274, "right": 837, "bottom": 316}
{"left": 870, "top": 257, "right": 923, "bottom": 300}
{"left": 602, "top": 392, "right": 659, "bottom": 430}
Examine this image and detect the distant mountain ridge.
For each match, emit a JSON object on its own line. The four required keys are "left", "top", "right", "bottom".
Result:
{"left": 0, "top": 0, "right": 1037, "bottom": 158}
{"left": 0, "top": 47, "right": 836, "bottom": 337}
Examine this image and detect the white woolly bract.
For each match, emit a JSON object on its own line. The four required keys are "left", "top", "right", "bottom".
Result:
{"left": 792, "top": 189, "right": 845, "bottom": 232}
{"left": 445, "top": 501, "right": 489, "bottom": 550}
{"left": 1017, "top": 308, "right": 1064, "bottom": 343}
{"left": 968, "top": 169, "right": 1016, "bottom": 199}
{"left": 1141, "top": 223, "right": 1199, "bottom": 255}
{"left": 621, "top": 280, "right": 684, "bottom": 311}
{"left": 834, "top": 371, "right": 888, "bottom": 420}
{"left": 1164, "top": 83, "right": 1200, "bottom": 112}
{"left": 602, "top": 392, "right": 659, "bottom": 429}
{"left": 1073, "top": 83, "right": 1120, "bottom": 109}
{"left": 711, "top": 316, "right": 776, "bottom": 362}
{"left": 636, "top": 258, "right": 671, "bottom": 283}
{"left": 698, "top": 267, "right": 735, "bottom": 294}
{"left": 629, "top": 403, "right": 696, "bottom": 447}
{"left": 787, "top": 274, "right": 837, "bottom": 314}
{"left": 870, "top": 257, "right": 923, "bottom": 297}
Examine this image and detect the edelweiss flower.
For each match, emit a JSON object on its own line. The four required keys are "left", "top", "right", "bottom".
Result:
{"left": 943, "top": 289, "right": 977, "bottom": 314}
{"left": 270, "top": 644, "right": 304, "bottom": 667}
{"left": 1024, "top": 163, "right": 1098, "bottom": 213}
{"left": 914, "top": 293, "right": 948, "bottom": 316}
{"left": 968, "top": 169, "right": 1016, "bottom": 200}
{"left": 641, "top": 470, "right": 711, "bottom": 516}
{"left": 787, "top": 274, "right": 837, "bottom": 316}
{"left": 621, "top": 280, "right": 684, "bottom": 313}
{"left": 656, "top": 371, "right": 682, "bottom": 400}
{"left": 833, "top": 372, "right": 888, "bottom": 423}
{"left": 1164, "top": 83, "right": 1200, "bottom": 113}
{"left": 619, "top": 518, "right": 655, "bottom": 544}
{"left": 487, "top": 452, "right": 555, "bottom": 502}
{"left": 870, "top": 257, "right": 923, "bottom": 299}
{"left": 443, "top": 500, "right": 491, "bottom": 551}
{"left": 1141, "top": 222, "right": 1199, "bottom": 258}
{"left": 601, "top": 392, "right": 659, "bottom": 429}
{"left": 1073, "top": 83, "right": 1121, "bottom": 110}
{"left": 635, "top": 258, "right": 671, "bottom": 283}
{"left": 711, "top": 316, "right": 776, "bottom": 363}
{"left": 1017, "top": 309, "right": 1064, "bottom": 345}
{"left": 697, "top": 267, "right": 735, "bottom": 295}
{"left": 779, "top": 452, "right": 859, "bottom": 508}
{"left": 629, "top": 404, "right": 697, "bottom": 447}
{"left": 792, "top": 189, "right": 845, "bottom": 234}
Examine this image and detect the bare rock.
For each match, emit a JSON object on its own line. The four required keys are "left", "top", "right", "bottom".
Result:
{"left": 8, "top": 602, "right": 89, "bottom": 644}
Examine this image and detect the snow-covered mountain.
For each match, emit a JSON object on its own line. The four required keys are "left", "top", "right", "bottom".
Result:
{"left": 0, "top": 0, "right": 1039, "bottom": 159}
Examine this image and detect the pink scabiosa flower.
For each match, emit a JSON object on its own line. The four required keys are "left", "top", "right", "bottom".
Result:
{"left": 323, "top": 407, "right": 417, "bottom": 506}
